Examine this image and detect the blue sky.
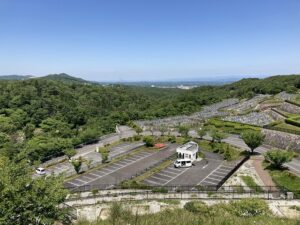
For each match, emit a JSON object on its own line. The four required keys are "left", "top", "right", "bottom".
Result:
{"left": 0, "top": 0, "right": 300, "bottom": 81}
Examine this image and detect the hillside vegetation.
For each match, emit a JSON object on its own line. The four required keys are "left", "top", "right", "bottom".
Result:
{"left": 0, "top": 74, "right": 299, "bottom": 163}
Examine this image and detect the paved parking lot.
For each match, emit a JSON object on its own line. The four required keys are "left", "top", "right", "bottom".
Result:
{"left": 143, "top": 151, "right": 237, "bottom": 187}
{"left": 65, "top": 144, "right": 177, "bottom": 189}
{"left": 199, "top": 163, "right": 236, "bottom": 186}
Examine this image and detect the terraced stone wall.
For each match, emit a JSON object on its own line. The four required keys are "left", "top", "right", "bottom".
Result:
{"left": 262, "top": 129, "right": 300, "bottom": 152}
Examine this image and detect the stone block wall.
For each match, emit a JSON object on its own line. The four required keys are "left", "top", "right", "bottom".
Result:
{"left": 262, "top": 129, "right": 300, "bottom": 152}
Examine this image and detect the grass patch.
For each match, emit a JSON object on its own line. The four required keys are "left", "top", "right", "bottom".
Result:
{"left": 156, "top": 199, "right": 180, "bottom": 205}
{"left": 74, "top": 199, "right": 300, "bottom": 225}
{"left": 197, "top": 140, "right": 245, "bottom": 161}
{"left": 206, "top": 118, "right": 261, "bottom": 134}
{"left": 240, "top": 176, "right": 263, "bottom": 192}
{"left": 274, "top": 122, "right": 300, "bottom": 132}
{"left": 264, "top": 162, "right": 300, "bottom": 198}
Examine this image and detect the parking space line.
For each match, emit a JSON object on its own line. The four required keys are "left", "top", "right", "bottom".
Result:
{"left": 66, "top": 181, "right": 80, "bottom": 186}
{"left": 74, "top": 178, "right": 88, "bottom": 183}
{"left": 100, "top": 168, "right": 114, "bottom": 173}
{"left": 220, "top": 165, "right": 235, "bottom": 170}
{"left": 157, "top": 172, "right": 174, "bottom": 178}
{"left": 205, "top": 177, "right": 222, "bottom": 182}
{"left": 113, "top": 162, "right": 127, "bottom": 167}
{"left": 121, "top": 159, "right": 135, "bottom": 163}
{"left": 69, "top": 151, "right": 156, "bottom": 186}
{"left": 162, "top": 170, "right": 178, "bottom": 176}
{"left": 218, "top": 168, "right": 232, "bottom": 172}
{"left": 107, "top": 165, "right": 121, "bottom": 170}
{"left": 202, "top": 180, "right": 218, "bottom": 185}
{"left": 214, "top": 171, "right": 228, "bottom": 176}
{"left": 89, "top": 172, "right": 102, "bottom": 177}
{"left": 84, "top": 174, "right": 98, "bottom": 179}
{"left": 145, "top": 179, "right": 161, "bottom": 185}
{"left": 210, "top": 174, "right": 224, "bottom": 179}
{"left": 151, "top": 175, "right": 169, "bottom": 182}
{"left": 164, "top": 168, "right": 189, "bottom": 185}
{"left": 198, "top": 164, "right": 222, "bottom": 185}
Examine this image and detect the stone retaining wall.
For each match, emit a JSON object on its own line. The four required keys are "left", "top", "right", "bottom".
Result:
{"left": 279, "top": 102, "right": 300, "bottom": 114}
{"left": 263, "top": 129, "right": 300, "bottom": 152}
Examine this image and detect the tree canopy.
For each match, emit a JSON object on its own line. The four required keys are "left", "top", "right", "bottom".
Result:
{"left": 0, "top": 156, "right": 71, "bottom": 225}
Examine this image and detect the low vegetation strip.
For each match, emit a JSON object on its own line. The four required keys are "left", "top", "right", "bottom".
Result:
{"left": 75, "top": 199, "right": 299, "bottom": 225}
{"left": 240, "top": 176, "right": 263, "bottom": 192}
{"left": 206, "top": 118, "right": 261, "bottom": 134}
{"left": 265, "top": 164, "right": 300, "bottom": 198}
{"left": 285, "top": 99, "right": 300, "bottom": 107}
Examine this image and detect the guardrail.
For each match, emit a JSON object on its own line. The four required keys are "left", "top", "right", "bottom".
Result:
{"left": 66, "top": 185, "right": 290, "bottom": 201}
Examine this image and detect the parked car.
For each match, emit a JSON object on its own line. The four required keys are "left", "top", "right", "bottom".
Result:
{"left": 35, "top": 167, "right": 46, "bottom": 175}
{"left": 174, "top": 159, "right": 192, "bottom": 168}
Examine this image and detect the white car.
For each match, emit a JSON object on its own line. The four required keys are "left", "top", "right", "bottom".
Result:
{"left": 36, "top": 167, "right": 46, "bottom": 175}
{"left": 174, "top": 159, "right": 192, "bottom": 168}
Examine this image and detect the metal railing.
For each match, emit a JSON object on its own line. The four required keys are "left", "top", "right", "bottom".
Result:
{"left": 66, "top": 185, "right": 291, "bottom": 201}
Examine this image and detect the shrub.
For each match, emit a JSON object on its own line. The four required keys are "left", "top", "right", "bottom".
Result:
{"left": 133, "top": 135, "right": 141, "bottom": 141}
{"left": 230, "top": 199, "right": 270, "bottom": 217}
{"left": 152, "top": 187, "right": 168, "bottom": 193}
{"left": 143, "top": 136, "right": 154, "bottom": 147}
{"left": 168, "top": 135, "right": 176, "bottom": 143}
{"left": 265, "top": 149, "right": 294, "bottom": 169}
{"left": 184, "top": 201, "right": 209, "bottom": 214}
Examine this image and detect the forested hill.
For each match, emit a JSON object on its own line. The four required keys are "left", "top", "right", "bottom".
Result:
{"left": 0, "top": 74, "right": 299, "bottom": 163}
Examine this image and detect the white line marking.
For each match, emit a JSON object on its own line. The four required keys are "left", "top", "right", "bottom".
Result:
{"left": 70, "top": 151, "right": 156, "bottom": 186}
{"left": 205, "top": 177, "right": 222, "bottom": 182}
{"left": 202, "top": 180, "right": 219, "bottom": 185}
{"left": 197, "top": 164, "right": 223, "bottom": 185}
{"left": 151, "top": 175, "right": 169, "bottom": 182}
{"left": 66, "top": 181, "right": 81, "bottom": 186}
{"left": 164, "top": 168, "right": 189, "bottom": 185}
{"left": 157, "top": 172, "right": 174, "bottom": 178}
{"left": 162, "top": 170, "right": 178, "bottom": 175}
{"left": 145, "top": 179, "right": 161, "bottom": 185}
{"left": 213, "top": 171, "right": 228, "bottom": 176}
{"left": 75, "top": 178, "right": 88, "bottom": 183}
{"left": 210, "top": 174, "right": 224, "bottom": 179}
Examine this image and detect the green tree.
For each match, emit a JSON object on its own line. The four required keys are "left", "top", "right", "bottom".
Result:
{"left": 178, "top": 125, "right": 189, "bottom": 137}
{"left": 0, "top": 157, "right": 71, "bottom": 225}
{"left": 197, "top": 127, "right": 207, "bottom": 139}
{"left": 143, "top": 136, "right": 155, "bottom": 147}
{"left": 134, "top": 126, "right": 143, "bottom": 135}
{"left": 63, "top": 148, "right": 76, "bottom": 159}
{"left": 71, "top": 157, "right": 82, "bottom": 174}
{"left": 159, "top": 125, "right": 168, "bottom": 136}
{"left": 210, "top": 128, "right": 225, "bottom": 143}
{"left": 241, "top": 131, "right": 265, "bottom": 154}
{"left": 265, "top": 149, "right": 295, "bottom": 169}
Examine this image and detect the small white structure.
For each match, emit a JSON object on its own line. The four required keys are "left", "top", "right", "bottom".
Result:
{"left": 176, "top": 141, "right": 199, "bottom": 162}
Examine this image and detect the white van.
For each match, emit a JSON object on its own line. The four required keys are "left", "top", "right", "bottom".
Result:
{"left": 173, "top": 159, "right": 192, "bottom": 168}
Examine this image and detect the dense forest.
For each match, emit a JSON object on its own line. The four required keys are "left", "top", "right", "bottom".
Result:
{"left": 0, "top": 74, "right": 299, "bottom": 163}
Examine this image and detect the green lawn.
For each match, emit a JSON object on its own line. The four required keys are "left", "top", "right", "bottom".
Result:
{"left": 241, "top": 176, "right": 263, "bottom": 192}
{"left": 275, "top": 122, "right": 300, "bottom": 132}
{"left": 198, "top": 140, "right": 245, "bottom": 161}
{"left": 265, "top": 163, "right": 300, "bottom": 198}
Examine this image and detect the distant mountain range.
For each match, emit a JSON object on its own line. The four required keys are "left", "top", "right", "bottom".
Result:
{"left": 0, "top": 75, "right": 34, "bottom": 80}
{"left": 0, "top": 73, "right": 90, "bottom": 84}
